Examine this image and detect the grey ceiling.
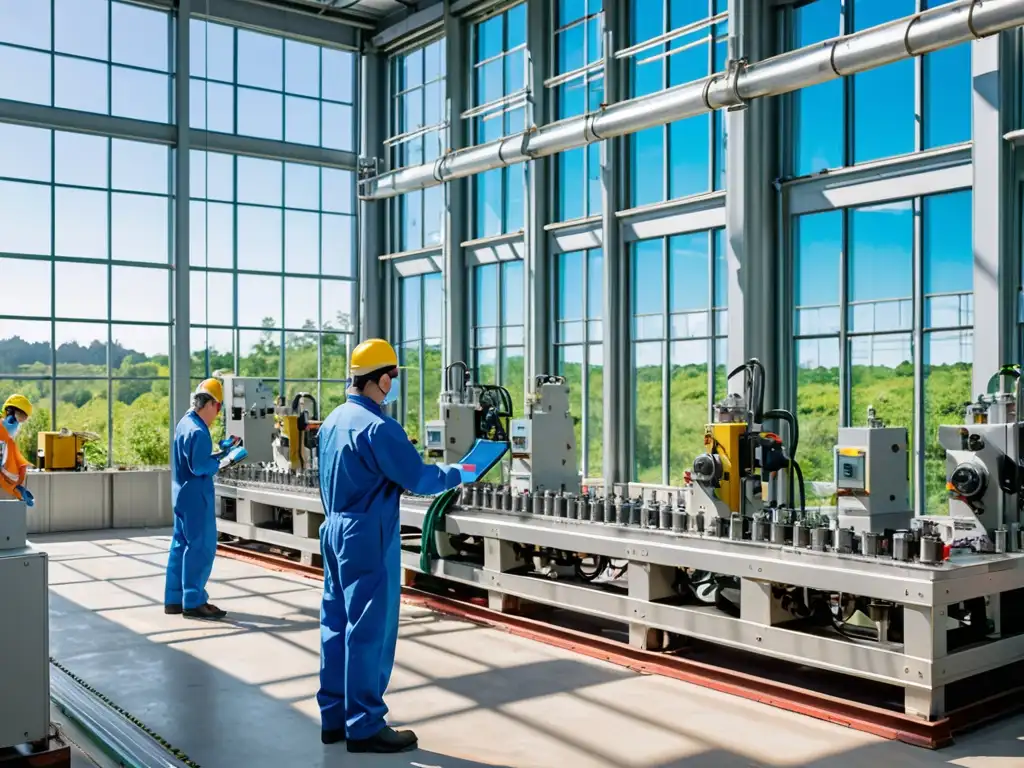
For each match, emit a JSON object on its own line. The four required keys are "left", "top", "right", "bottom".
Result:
{"left": 270, "top": 0, "right": 417, "bottom": 23}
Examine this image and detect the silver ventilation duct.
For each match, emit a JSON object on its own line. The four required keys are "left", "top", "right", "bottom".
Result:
{"left": 360, "top": 0, "right": 1023, "bottom": 200}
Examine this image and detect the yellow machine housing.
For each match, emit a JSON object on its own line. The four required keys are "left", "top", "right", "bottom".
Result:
{"left": 705, "top": 422, "right": 747, "bottom": 513}
{"left": 37, "top": 432, "right": 87, "bottom": 471}
{"left": 280, "top": 414, "right": 302, "bottom": 469}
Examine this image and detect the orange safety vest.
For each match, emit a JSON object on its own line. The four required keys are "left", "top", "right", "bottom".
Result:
{"left": 0, "top": 430, "right": 28, "bottom": 500}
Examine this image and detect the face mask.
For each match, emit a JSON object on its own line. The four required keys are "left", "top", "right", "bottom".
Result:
{"left": 381, "top": 375, "right": 400, "bottom": 407}
{"left": 3, "top": 415, "right": 20, "bottom": 438}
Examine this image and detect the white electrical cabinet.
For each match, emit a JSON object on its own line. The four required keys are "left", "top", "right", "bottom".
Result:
{"left": 0, "top": 521, "right": 49, "bottom": 749}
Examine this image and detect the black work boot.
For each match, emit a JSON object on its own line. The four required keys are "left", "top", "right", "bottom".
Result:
{"left": 321, "top": 728, "right": 346, "bottom": 745}
{"left": 183, "top": 603, "right": 227, "bottom": 620}
{"left": 347, "top": 726, "right": 417, "bottom": 753}
{"left": 164, "top": 604, "right": 183, "bottom": 615}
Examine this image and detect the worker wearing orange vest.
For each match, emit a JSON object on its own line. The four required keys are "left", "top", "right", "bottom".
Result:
{"left": 0, "top": 394, "right": 33, "bottom": 506}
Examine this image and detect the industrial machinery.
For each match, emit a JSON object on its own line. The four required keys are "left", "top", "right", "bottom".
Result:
{"left": 913, "top": 367, "right": 1023, "bottom": 554}
{"left": 425, "top": 362, "right": 513, "bottom": 465}
{"left": 834, "top": 406, "right": 913, "bottom": 534}
{"left": 36, "top": 428, "right": 100, "bottom": 471}
{"left": 0, "top": 498, "right": 50, "bottom": 751}
{"left": 214, "top": 359, "right": 1024, "bottom": 722}
{"left": 220, "top": 374, "right": 274, "bottom": 465}
{"left": 509, "top": 375, "right": 579, "bottom": 495}
{"left": 272, "top": 392, "right": 321, "bottom": 471}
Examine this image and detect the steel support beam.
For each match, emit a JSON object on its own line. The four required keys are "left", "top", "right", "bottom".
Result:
{"left": 603, "top": 0, "right": 628, "bottom": 484}
{"left": 192, "top": 0, "right": 363, "bottom": 47}
{"left": 359, "top": 44, "right": 387, "bottom": 341}
{"left": 525, "top": 0, "right": 549, "bottom": 386}
{"left": 972, "top": 32, "right": 1018, "bottom": 394}
{"left": 195, "top": 129, "right": 357, "bottom": 169}
{"left": 0, "top": 99, "right": 175, "bottom": 144}
{"left": 372, "top": 2, "right": 444, "bottom": 51}
{"left": 725, "top": 0, "right": 778, "bottom": 402}
{"left": 173, "top": 0, "right": 192, "bottom": 424}
{"left": 443, "top": 8, "right": 469, "bottom": 371}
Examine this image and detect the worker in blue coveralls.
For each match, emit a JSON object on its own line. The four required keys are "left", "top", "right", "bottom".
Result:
{"left": 318, "top": 338, "right": 462, "bottom": 754}
{"left": 164, "top": 378, "right": 242, "bottom": 621}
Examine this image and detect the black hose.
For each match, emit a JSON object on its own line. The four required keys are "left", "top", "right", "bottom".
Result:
{"left": 725, "top": 359, "right": 766, "bottom": 422}
{"left": 762, "top": 408, "right": 798, "bottom": 459}
{"left": 792, "top": 459, "right": 806, "bottom": 513}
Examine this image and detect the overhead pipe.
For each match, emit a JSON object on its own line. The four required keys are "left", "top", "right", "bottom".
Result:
{"left": 359, "top": 0, "right": 1024, "bottom": 200}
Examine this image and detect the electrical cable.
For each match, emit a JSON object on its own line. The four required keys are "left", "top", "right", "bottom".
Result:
{"left": 419, "top": 439, "right": 510, "bottom": 572}
{"left": 792, "top": 459, "right": 806, "bottom": 513}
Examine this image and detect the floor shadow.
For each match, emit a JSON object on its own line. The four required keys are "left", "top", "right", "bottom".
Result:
{"left": 40, "top": 532, "right": 1024, "bottom": 768}
{"left": 48, "top": 589, "right": 510, "bottom": 768}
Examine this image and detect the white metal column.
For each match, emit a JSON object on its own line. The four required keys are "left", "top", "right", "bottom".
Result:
{"left": 172, "top": 0, "right": 192, "bottom": 422}
{"left": 972, "top": 32, "right": 1018, "bottom": 395}
{"left": 725, "top": 0, "right": 779, "bottom": 402}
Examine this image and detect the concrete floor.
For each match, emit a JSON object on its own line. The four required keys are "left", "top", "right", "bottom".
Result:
{"left": 36, "top": 529, "right": 1024, "bottom": 768}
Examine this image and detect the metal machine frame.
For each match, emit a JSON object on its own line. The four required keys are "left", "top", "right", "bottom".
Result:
{"left": 213, "top": 362, "right": 1024, "bottom": 722}
{"left": 214, "top": 475, "right": 1024, "bottom": 720}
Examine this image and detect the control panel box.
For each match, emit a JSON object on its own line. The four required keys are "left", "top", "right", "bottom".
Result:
{"left": 835, "top": 449, "right": 866, "bottom": 492}
{"left": 0, "top": 548, "right": 49, "bottom": 749}
{"left": 510, "top": 419, "right": 530, "bottom": 457}
{"left": 835, "top": 425, "right": 912, "bottom": 533}
{"left": 221, "top": 376, "right": 274, "bottom": 465}
{"left": 425, "top": 421, "right": 445, "bottom": 454}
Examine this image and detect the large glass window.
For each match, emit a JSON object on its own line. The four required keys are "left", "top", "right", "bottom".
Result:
{"left": 789, "top": 0, "right": 971, "bottom": 176}
{"left": 471, "top": 261, "right": 524, "bottom": 410}
{"left": 398, "top": 273, "right": 443, "bottom": 446}
{"left": 792, "top": 190, "right": 972, "bottom": 513}
{"left": 0, "top": 124, "right": 171, "bottom": 467}
{"left": 630, "top": 229, "right": 727, "bottom": 484}
{"left": 470, "top": 3, "right": 528, "bottom": 239}
{"left": 389, "top": 39, "right": 447, "bottom": 252}
{"left": 554, "top": 248, "right": 604, "bottom": 475}
{"left": 189, "top": 149, "right": 357, "bottom": 417}
{"left": 625, "top": 0, "right": 727, "bottom": 209}
{"left": 0, "top": 0, "right": 171, "bottom": 123}
{"left": 190, "top": 20, "right": 356, "bottom": 150}
{"left": 551, "top": 0, "right": 604, "bottom": 222}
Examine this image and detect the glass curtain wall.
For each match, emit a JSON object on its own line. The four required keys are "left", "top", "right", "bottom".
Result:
{"left": 0, "top": 0, "right": 171, "bottom": 122}
{"left": 189, "top": 21, "right": 359, "bottom": 419}
{"left": 626, "top": 0, "right": 727, "bottom": 208}
{"left": 551, "top": 0, "right": 604, "bottom": 222}
{"left": 398, "top": 274, "right": 443, "bottom": 445}
{"left": 790, "top": 0, "right": 971, "bottom": 176}
{"left": 631, "top": 229, "right": 727, "bottom": 484}
{"left": 471, "top": 261, "right": 525, "bottom": 410}
{"left": 0, "top": 0, "right": 173, "bottom": 467}
{"left": 470, "top": 3, "right": 528, "bottom": 239}
{"left": 554, "top": 248, "right": 604, "bottom": 476}
{"left": 792, "top": 190, "right": 973, "bottom": 513}
{"left": 189, "top": 18, "right": 355, "bottom": 149}
{"left": 389, "top": 39, "right": 447, "bottom": 252}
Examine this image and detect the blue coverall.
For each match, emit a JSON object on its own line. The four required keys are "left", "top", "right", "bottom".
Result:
{"left": 317, "top": 394, "right": 461, "bottom": 740}
{"left": 164, "top": 411, "right": 222, "bottom": 610}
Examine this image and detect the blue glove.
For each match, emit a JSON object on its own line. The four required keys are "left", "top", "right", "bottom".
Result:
{"left": 15, "top": 485, "right": 34, "bottom": 508}
{"left": 445, "top": 466, "right": 465, "bottom": 487}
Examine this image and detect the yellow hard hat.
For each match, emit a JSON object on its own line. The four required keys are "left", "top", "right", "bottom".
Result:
{"left": 195, "top": 378, "right": 224, "bottom": 403}
{"left": 349, "top": 339, "right": 399, "bottom": 377}
{"left": 2, "top": 394, "right": 32, "bottom": 419}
